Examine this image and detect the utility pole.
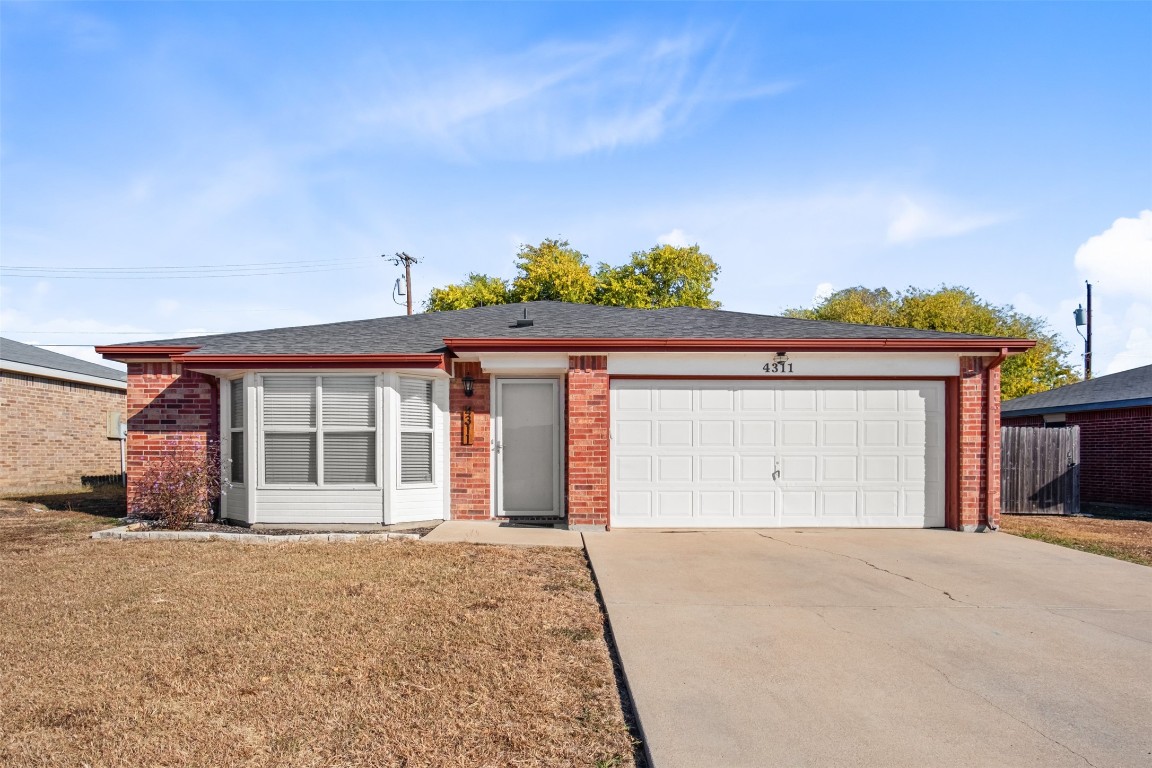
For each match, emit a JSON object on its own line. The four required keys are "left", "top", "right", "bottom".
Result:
{"left": 1074, "top": 281, "right": 1093, "bottom": 380}
{"left": 384, "top": 252, "right": 419, "bottom": 316}
{"left": 1085, "top": 281, "right": 1092, "bottom": 380}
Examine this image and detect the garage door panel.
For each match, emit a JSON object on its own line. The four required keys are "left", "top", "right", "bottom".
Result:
{"left": 823, "top": 421, "right": 858, "bottom": 446}
{"left": 740, "top": 420, "right": 775, "bottom": 446}
{"left": 822, "top": 456, "right": 858, "bottom": 482}
{"left": 740, "top": 491, "right": 776, "bottom": 518}
{"left": 699, "top": 491, "right": 735, "bottom": 517}
{"left": 781, "top": 421, "right": 817, "bottom": 446}
{"left": 740, "top": 455, "right": 775, "bottom": 481}
{"left": 657, "top": 421, "right": 692, "bottom": 446}
{"left": 610, "top": 380, "right": 945, "bottom": 528}
{"left": 617, "top": 420, "right": 653, "bottom": 446}
{"left": 822, "top": 491, "right": 858, "bottom": 516}
{"left": 699, "top": 420, "right": 735, "bottom": 446}
{"left": 699, "top": 455, "right": 735, "bottom": 482}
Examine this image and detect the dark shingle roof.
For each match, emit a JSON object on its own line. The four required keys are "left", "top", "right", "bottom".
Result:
{"left": 1, "top": 337, "right": 127, "bottom": 382}
{"left": 103, "top": 301, "right": 1020, "bottom": 357}
{"left": 1001, "top": 364, "right": 1152, "bottom": 416}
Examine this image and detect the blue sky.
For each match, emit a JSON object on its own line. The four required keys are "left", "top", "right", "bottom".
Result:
{"left": 2, "top": 2, "right": 1150, "bottom": 375}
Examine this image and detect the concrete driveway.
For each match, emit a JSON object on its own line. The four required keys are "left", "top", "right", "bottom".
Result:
{"left": 583, "top": 529, "right": 1152, "bottom": 768}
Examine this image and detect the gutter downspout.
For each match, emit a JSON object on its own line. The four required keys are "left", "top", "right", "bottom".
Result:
{"left": 985, "top": 347, "right": 1009, "bottom": 531}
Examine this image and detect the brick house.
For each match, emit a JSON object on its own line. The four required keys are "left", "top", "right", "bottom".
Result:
{"left": 1, "top": 337, "right": 127, "bottom": 494}
{"left": 97, "top": 302, "right": 1033, "bottom": 531}
{"left": 1002, "top": 364, "right": 1152, "bottom": 511}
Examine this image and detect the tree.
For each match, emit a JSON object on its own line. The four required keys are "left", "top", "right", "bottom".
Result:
{"left": 426, "top": 237, "right": 722, "bottom": 312}
{"left": 510, "top": 238, "right": 597, "bottom": 304}
{"left": 784, "top": 286, "right": 1079, "bottom": 400}
{"left": 425, "top": 273, "right": 512, "bottom": 311}
{"left": 595, "top": 244, "right": 721, "bottom": 309}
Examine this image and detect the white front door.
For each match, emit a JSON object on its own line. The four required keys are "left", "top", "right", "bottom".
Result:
{"left": 495, "top": 378, "right": 561, "bottom": 517}
{"left": 610, "top": 380, "right": 946, "bottom": 528}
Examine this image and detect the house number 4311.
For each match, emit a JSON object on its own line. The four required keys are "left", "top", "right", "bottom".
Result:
{"left": 762, "top": 361, "right": 794, "bottom": 373}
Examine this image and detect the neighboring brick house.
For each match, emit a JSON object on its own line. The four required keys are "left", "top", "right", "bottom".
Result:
{"left": 1002, "top": 364, "right": 1152, "bottom": 510}
{"left": 97, "top": 301, "right": 1034, "bottom": 531}
{"left": 1, "top": 337, "right": 127, "bottom": 494}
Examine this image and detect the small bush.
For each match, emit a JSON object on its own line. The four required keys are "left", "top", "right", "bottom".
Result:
{"left": 134, "top": 442, "right": 220, "bottom": 529}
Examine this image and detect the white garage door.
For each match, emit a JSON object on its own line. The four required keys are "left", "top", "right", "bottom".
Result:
{"left": 610, "top": 380, "right": 945, "bottom": 528}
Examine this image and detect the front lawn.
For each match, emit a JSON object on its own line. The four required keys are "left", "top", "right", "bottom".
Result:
{"left": 0, "top": 503, "right": 636, "bottom": 767}
{"left": 1000, "top": 512, "right": 1152, "bottom": 567}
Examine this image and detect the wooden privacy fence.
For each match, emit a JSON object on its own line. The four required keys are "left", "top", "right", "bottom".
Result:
{"left": 1001, "top": 425, "right": 1080, "bottom": 515}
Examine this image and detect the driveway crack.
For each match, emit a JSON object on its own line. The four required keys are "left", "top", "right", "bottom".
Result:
{"left": 757, "top": 533, "right": 976, "bottom": 606}
{"left": 813, "top": 610, "right": 1099, "bottom": 768}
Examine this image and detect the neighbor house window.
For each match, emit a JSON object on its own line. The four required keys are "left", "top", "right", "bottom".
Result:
{"left": 261, "top": 375, "right": 377, "bottom": 486}
{"left": 399, "top": 377, "right": 434, "bottom": 484}
{"left": 229, "top": 378, "right": 245, "bottom": 484}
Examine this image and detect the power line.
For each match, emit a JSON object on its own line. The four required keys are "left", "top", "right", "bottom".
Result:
{"left": 1, "top": 256, "right": 378, "bottom": 272}
{"left": 0, "top": 265, "right": 369, "bottom": 280}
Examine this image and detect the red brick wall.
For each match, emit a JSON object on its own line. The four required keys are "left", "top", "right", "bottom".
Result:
{"left": 957, "top": 357, "right": 1000, "bottom": 530}
{"left": 448, "top": 362, "right": 491, "bottom": 520}
{"left": 126, "top": 362, "right": 218, "bottom": 515}
{"left": 0, "top": 370, "right": 126, "bottom": 493}
{"left": 1003, "top": 406, "right": 1152, "bottom": 508}
{"left": 566, "top": 356, "right": 609, "bottom": 528}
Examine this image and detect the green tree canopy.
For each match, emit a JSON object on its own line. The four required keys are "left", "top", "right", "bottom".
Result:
{"left": 595, "top": 244, "right": 721, "bottom": 309}
{"left": 425, "top": 237, "right": 721, "bottom": 312}
{"left": 784, "top": 286, "right": 1079, "bottom": 400}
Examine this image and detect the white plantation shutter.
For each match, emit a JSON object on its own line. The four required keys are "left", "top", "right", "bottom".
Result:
{"left": 399, "top": 378, "right": 434, "bottom": 484}
{"left": 261, "top": 375, "right": 378, "bottom": 486}
{"left": 263, "top": 377, "right": 315, "bottom": 428}
{"left": 399, "top": 378, "right": 433, "bottom": 428}
{"left": 325, "top": 433, "right": 376, "bottom": 484}
{"left": 322, "top": 377, "right": 376, "bottom": 484}
{"left": 265, "top": 433, "right": 316, "bottom": 484}
{"left": 401, "top": 433, "right": 433, "bottom": 483}
{"left": 229, "top": 379, "right": 245, "bottom": 483}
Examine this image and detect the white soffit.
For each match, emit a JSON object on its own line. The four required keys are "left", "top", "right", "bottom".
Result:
{"left": 606, "top": 353, "right": 961, "bottom": 378}
{"left": 478, "top": 353, "right": 569, "bottom": 373}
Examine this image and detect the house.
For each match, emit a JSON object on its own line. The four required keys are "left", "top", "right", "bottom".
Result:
{"left": 96, "top": 301, "right": 1034, "bottom": 531}
{"left": 1, "top": 337, "right": 128, "bottom": 494}
{"left": 1002, "top": 364, "right": 1152, "bottom": 510}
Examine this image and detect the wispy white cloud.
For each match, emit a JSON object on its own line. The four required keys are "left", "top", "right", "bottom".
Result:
{"left": 886, "top": 195, "right": 1004, "bottom": 244}
{"left": 351, "top": 30, "right": 795, "bottom": 160}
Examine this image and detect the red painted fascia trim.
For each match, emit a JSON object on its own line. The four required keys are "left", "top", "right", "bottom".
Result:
{"left": 444, "top": 337, "right": 1037, "bottom": 353}
{"left": 96, "top": 345, "right": 200, "bottom": 361}
{"left": 170, "top": 353, "right": 447, "bottom": 370}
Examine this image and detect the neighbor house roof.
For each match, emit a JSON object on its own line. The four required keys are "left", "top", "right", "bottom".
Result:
{"left": 97, "top": 301, "right": 1035, "bottom": 366}
{"left": 1, "top": 337, "right": 128, "bottom": 388}
{"left": 1001, "top": 363, "right": 1152, "bottom": 417}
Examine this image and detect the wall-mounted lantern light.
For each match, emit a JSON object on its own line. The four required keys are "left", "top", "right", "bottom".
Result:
{"left": 462, "top": 375, "right": 475, "bottom": 398}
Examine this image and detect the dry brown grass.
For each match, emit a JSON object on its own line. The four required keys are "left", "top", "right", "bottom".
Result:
{"left": 1000, "top": 513, "right": 1152, "bottom": 567}
{"left": 0, "top": 503, "right": 635, "bottom": 767}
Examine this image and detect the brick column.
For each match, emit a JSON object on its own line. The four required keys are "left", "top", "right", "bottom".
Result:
{"left": 566, "top": 355, "right": 610, "bottom": 530}
{"left": 449, "top": 362, "right": 492, "bottom": 520}
{"left": 957, "top": 357, "right": 1000, "bottom": 531}
{"left": 126, "top": 362, "right": 219, "bottom": 517}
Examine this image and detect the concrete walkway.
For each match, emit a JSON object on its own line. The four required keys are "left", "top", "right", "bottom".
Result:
{"left": 422, "top": 520, "right": 582, "bottom": 547}
{"left": 585, "top": 529, "right": 1152, "bottom": 768}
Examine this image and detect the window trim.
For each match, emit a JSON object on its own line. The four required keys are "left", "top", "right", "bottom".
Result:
{"left": 396, "top": 375, "right": 437, "bottom": 489}
{"left": 257, "top": 374, "right": 381, "bottom": 490}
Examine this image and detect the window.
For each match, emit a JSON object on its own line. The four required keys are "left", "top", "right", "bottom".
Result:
{"left": 229, "top": 379, "right": 245, "bottom": 484}
{"left": 261, "top": 376, "right": 377, "bottom": 486}
{"left": 399, "top": 377, "right": 434, "bottom": 484}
